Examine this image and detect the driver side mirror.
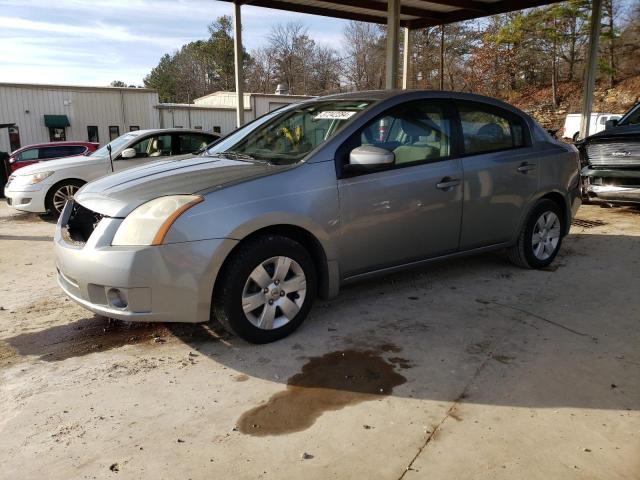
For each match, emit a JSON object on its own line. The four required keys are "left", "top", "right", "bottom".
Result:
{"left": 344, "top": 145, "right": 395, "bottom": 174}
{"left": 605, "top": 119, "right": 619, "bottom": 130}
{"left": 120, "top": 147, "right": 136, "bottom": 159}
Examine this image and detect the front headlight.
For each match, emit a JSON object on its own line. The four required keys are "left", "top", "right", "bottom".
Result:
{"left": 13, "top": 171, "right": 54, "bottom": 186}
{"left": 112, "top": 195, "right": 203, "bottom": 246}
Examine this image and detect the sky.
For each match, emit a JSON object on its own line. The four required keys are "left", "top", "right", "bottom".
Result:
{"left": 0, "top": 0, "right": 349, "bottom": 87}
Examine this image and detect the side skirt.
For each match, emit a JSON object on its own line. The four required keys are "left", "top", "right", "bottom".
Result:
{"left": 341, "top": 242, "right": 512, "bottom": 286}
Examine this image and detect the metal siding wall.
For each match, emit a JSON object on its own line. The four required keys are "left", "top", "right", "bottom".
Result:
{"left": 0, "top": 84, "right": 159, "bottom": 152}
{"left": 156, "top": 107, "right": 238, "bottom": 134}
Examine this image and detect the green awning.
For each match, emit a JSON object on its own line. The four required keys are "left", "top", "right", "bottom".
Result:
{"left": 44, "top": 115, "right": 70, "bottom": 128}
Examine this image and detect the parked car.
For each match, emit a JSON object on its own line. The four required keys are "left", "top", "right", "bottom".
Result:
{"left": 5, "top": 141, "right": 99, "bottom": 174}
{"left": 54, "top": 91, "right": 581, "bottom": 343}
{"left": 4, "top": 129, "right": 219, "bottom": 215}
{"left": 563, "top": 113, "right": 622, "bottom": 142}
{"left": 579, "top": 102, "right": 640, "bottom": 205}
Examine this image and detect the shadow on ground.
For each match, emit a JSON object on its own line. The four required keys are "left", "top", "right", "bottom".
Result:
{"left": 2, "top": 233, "right": 638, "bottom": 423}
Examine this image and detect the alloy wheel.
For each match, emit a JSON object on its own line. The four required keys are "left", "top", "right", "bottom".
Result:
{"left": 52, "top": 184, "right": 79, "bottom": 213}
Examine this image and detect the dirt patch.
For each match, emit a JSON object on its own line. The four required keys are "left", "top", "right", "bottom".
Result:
{"left": 2, "top": 317, "right": 172, "bottom": 364}
{"left": 236, "top": 349, "right": 407, "bottom": 436}
{"left": 0, "top": 212, "right": 56, "bottom": 224}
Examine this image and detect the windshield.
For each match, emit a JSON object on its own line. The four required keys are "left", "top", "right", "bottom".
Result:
{"left": 619, "top": 103, "right": 640, "bottom": 126}
{"left": 91, "top": 133, "right": 138, "bottom": 157}
{"left": 207, "top": 100, "right": 372, "bottom": 164}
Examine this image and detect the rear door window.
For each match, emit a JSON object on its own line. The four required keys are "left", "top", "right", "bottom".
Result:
{"left": 38, "top": 146, "right": 86, "bottom": 159}
{"left": 457, "top": 102, "right": 527, "bottom": 155}
{"left": 177, "top": 134, "right": 213, "bottom": 154}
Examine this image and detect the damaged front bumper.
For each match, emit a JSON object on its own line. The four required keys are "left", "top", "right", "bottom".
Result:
{"left": 582, "top": 167, "right": 640, "bottom": 205}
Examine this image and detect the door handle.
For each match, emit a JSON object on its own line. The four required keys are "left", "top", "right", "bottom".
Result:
{"left": 517, "top": 162, "right": 536, "bottom": 173}
{"left": 436, "top": 177, "right": 461, "bottom": 190}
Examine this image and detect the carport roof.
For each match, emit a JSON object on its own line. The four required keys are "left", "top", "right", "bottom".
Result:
{"left": 221, "top": 0, "right": 563, "bottom": 29}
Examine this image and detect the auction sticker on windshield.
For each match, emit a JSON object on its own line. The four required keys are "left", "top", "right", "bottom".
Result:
{"left": 314, "top": 111, "right": 357, "bottom": 120}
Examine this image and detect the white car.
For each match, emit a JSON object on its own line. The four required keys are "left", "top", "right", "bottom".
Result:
{"left": 563, "top": 113, "right": 622, "bottom": 141}
{"left": 4, "top": 128, "right": 219, "bottom": 215}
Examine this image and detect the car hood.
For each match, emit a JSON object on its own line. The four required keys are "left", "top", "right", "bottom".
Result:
{"left": 12, "top": 155, "right": 104, "bottom": 175}
{"left": 582, "top": 124, "right": 640, "bottom": 142}
{"left": 75, "top": 155, "right": 284, "bottom": 217}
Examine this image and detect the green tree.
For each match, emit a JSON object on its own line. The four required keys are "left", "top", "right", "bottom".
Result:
{"left": 109, "top": 80, "right": 127, "bottom": 87}
{"left": 143, "top": 54, "right": 178, "bottom": 102}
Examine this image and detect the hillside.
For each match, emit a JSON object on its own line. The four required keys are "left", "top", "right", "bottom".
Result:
{"left": 506, "top": 75, "right": 640, "bottom": 134}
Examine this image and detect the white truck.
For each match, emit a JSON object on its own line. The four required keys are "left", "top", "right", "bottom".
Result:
{"left": 563, "top": 113, "right": 622, "bottom": 141}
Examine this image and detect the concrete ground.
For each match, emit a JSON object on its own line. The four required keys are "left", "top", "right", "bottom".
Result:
{"left": 0, "top": 201, "right": 638, "bottom": 479}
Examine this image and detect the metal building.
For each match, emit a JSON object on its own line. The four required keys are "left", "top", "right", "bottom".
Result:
{"left": 0, "top": 83, "right": 160, "bottom": 154}
{"left": 156, "top": 91, "right": 311, "bottom": 132}
{"left": 0, "top": 82, "right": 310, "bottom": 155}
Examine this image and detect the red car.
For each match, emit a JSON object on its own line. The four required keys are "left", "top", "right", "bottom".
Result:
{"left": 5, "top": 141, "right": 99, "bottom": 174}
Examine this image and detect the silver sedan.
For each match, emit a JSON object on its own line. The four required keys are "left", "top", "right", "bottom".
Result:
{"left": 54, "top": 90, "right": 581, "bottom": 343}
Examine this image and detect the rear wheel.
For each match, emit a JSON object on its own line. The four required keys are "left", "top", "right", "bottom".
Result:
{"left": 46, "top": 180, "right": 84, "bottom": 216}
{"left": 507, "top": 199, "right": 564, "bottom": 269}
{"left": 212, "top": 235, "right": 316, "bottom": 343}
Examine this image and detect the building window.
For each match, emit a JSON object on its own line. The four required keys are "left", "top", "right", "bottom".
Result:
{"left": 8, "top": 126, "right": 21, "bottom": 151}
{"left": 174, "top": 125, "right": 183, "bottom": 128}
{"left": 129, "top": 126, "right": 139, "bottom": 131}
{"left": 194, "top": 125, "right": 202, "bottom": 130}
{"left": 48, "top": 127, "right": 66, "bottom": 142}
{"left": 213, "top": 126, "right": 221, "bottom": 134}
{"left": 109, "top": 126, "right": 120, "bottom": 141}
{"left": 87, "top": 126, "right": 99, "bottom": 143}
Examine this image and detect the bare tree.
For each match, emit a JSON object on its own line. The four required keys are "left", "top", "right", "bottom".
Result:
{"left": 342, "top": 22, "right": 386, "bottom": 90}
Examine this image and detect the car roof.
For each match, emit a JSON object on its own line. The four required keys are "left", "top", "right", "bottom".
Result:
{"left": 12, "top": 141, "right": 98, "bottom": 153}
{"left": 125, "top": 128, "right": 219, "bottom": 137}
{"left": 298, "top": 89, "right": 532, "bottom": 118}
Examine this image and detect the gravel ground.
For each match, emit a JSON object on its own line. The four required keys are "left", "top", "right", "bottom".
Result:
{"left": 0, "top": 201, "right": 638, "bottom": 479}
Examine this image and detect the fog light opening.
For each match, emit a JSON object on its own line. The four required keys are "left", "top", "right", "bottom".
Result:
{"left": 107, "top": 288, "right": 128, "bottom": 309}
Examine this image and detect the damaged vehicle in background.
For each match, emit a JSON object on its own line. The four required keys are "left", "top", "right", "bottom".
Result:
{"left": 54, "top": 91, "right": 581, "bottom": 344}
{"left": 579, "top": 102, "right": 640, "bottom": 205}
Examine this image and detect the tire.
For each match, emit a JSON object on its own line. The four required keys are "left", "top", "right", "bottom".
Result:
{"left": 507, "top": 199, "right": 564, "bottom": 269}
{"left": 212, "top": 234, "right": 317, "bottom": 344}
{"left": 45, "top": 180, "right": 84, "bottom": 216}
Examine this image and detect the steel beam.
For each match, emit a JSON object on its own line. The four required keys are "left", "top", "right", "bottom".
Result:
{"left": 579, "top": 0, "right": 603, "bottom": 140}
{"left": 386, "top": 0, "right": 401, "bottom": 89}
{"left": 402, "top": 27, "right": 410, "bottom": 89}
{"left": 233, "top": 1, "right": 245, "bottom": 128}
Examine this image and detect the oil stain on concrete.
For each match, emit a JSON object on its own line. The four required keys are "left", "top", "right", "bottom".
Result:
{"left": 237, "top": 348, "right": 407, "bottom": 436}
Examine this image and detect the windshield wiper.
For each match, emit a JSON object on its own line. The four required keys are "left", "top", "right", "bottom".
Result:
{"left": 212, "top": 150, "right": 271, "bottom": 163}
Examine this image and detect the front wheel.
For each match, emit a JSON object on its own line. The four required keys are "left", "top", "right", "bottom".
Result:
{"left": 45, "top": 180, "right": 84, "bottom": 216}
{"left": 212, "top": 235, "right": 316, "bottom": 343}
{"left": 507, "top": 199, "right": 564, "bottom": 269}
